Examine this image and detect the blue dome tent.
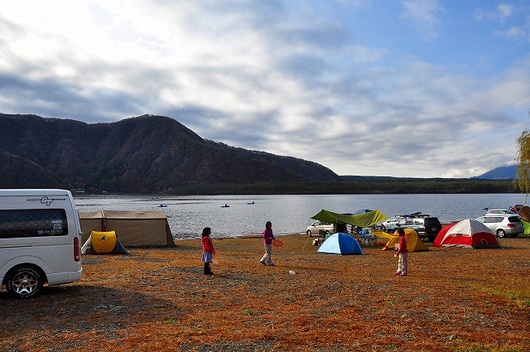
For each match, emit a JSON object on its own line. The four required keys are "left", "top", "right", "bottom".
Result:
{"left": 317, "top": 233, "right": 363, "bottom": 255}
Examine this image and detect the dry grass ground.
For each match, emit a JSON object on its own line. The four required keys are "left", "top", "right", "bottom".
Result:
{"left": 1, "top": 235, "right": 529, "bottom": 352}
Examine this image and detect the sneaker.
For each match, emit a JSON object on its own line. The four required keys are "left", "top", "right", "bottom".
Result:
{"left": 394, "top": 271, "right": 401, "bottom": 275}
{"left": 259, "top": 261, "right": 267, "bottom": 265}
{"left": 268, "top": 262, "right": 276, "bottom": 266}
{"left": 400, "top": 273, "right": 407, "bottom": 276}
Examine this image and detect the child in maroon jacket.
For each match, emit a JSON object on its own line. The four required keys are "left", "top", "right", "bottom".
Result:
{"left": 201, "top": 227, "right": 216, "bottom": 275}
{"left": 259, "top": 221, "right": 275, "bottom": 266}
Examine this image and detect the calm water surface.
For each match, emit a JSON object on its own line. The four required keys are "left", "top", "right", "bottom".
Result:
{"left": 74, "top": 193, "right": 526, "bottom": 239}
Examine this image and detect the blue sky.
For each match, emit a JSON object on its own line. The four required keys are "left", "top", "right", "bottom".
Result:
{"left": 1, "top": 0, "right": 529, "bottom": 177}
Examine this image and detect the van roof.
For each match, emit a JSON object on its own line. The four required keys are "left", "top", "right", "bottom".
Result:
{"left": 0, "top": 189, "right": 72, "bottom": 196}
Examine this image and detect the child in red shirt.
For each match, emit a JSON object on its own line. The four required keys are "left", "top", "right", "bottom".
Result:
{"left": 201, "top": 227, "right": 216, "bottom": 275}
{"left": 394, "top": 228, "right": 408, "bottom": 276}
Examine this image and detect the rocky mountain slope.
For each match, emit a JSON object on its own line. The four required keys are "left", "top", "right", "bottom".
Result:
{"left": 473, "top": 165, "right": 516, "bottom": 180}
{"left": 0, "top": 113, "right": 339, "bottom": 193}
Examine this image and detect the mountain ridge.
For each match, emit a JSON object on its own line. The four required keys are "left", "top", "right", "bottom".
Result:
{"left": 0, "top": 113, "right": 518, "bottom": 194}
{"left": 473, "top": 165, "right": 516, "bottom": 180}
{"left": 0, "top": 113, "right": 339, "bottom": 193}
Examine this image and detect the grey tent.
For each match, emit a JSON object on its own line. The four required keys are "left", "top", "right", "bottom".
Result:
{"left": 80, "top": 210, "right": 175, "bottom": 247}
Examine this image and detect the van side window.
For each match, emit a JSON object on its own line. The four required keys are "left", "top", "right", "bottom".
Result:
{"left": 0, "top": 209, "right": 68, "bottom": 238}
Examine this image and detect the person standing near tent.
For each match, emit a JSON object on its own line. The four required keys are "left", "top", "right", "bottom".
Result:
{"left": 259, "top": 221, "right": 276, "bottom": 266}
{"left": 394, "top": 228, "right": 408, "bottom": 276}
{"left": 201, "top": 227, "right": 216, "bottom": 275}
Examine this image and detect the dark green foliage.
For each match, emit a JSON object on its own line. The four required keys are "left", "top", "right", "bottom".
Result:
{"left": 162, "top": 179, "right": 516, "bottom": 195}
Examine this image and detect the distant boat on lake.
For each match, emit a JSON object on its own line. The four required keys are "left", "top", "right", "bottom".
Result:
{"left": 221, "top": 204, "right": 230, "bottom": 208}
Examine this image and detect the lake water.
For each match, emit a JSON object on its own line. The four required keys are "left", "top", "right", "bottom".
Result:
{"left": 73, "top": 193, "right": 526, "bottom": 240}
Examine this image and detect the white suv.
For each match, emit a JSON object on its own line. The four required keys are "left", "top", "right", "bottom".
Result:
{"left": 475, "top": 214, "right": 523, "bottom": 238}
{"left": 485, "top": 209, "right": 518, "bottom": 215}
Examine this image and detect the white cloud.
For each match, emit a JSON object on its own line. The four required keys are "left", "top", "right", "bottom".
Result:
{"left": 474, "top": 3, "right": 514, "bottom": 23}
{"left": 0, "top": 1, "right": 528, "bottom": 178}
{"left": 400, "top": 0, "right": 444, "bottom": 41}
{"left": 494, "top": 26, "right": 528, "bottom": 41}
{"left": 498, "top": 3, "right": 515, "bottom": 22}
{"left": 474, "top": 2, "right": 529, "bottom": 43}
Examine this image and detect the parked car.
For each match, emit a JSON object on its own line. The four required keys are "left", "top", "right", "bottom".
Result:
{"left": 475, "top": 214, "right": 523, "bottom": 237}
{"left": 485, "top": 209, "right": 518, "bottom": 215}
{"left": 423, "top": 217, "right": 442, "bottom": 242}
{"left": 380, "top": 216, "right": 404, "bottom": 230}
{"left": 306, "top": 220, "right": 334, "bottom": 237}
{"left": 381, "top": 214, "right": 442, "bottom": 241}
{"left": 381, "top": 216, "right": 426, "bottom": 236}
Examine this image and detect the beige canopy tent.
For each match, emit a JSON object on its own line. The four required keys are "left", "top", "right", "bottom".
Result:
{"left": 80, "top": 211, "right": 105, "bottom": 244}
{"left": 80, "top": 210, "right": 175, "bottom": 247}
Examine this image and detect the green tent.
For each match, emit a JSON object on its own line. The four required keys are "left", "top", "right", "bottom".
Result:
{"left": 522, "top": 219, "right": 530, "bottom": 235}
{"left": 311, "top": 209, "right": 389, "bottom": 228}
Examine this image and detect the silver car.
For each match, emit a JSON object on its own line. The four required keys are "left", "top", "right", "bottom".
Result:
{"left": 306, "top": 220, "right": 334, "bottom": 237}
{"left": 475, "top": 214, "right": 523, "bottom": 238}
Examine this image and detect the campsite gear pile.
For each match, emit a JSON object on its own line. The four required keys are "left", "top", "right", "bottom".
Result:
{"left": 311, "top": 208, "right": 386, "bottom": 254}
{"left": 311, "top": 207, "right": 504, "bottom": 257}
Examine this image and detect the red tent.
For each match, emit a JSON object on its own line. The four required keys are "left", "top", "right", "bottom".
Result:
{"left": 433, "top": 219, "right": 501, "bottom": 249}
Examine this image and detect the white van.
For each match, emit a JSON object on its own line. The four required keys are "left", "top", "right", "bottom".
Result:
{"left": 0, "top": 189, "right": 83, "bottom": 298}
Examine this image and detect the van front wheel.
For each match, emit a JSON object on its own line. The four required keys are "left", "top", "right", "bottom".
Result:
{"left": 6, "top": 266, "right": 44, "bottom": 299}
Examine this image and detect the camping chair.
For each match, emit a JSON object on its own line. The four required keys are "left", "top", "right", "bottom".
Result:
{"left": 358, "top": 229, "right": 376, "bottom": 248}
{"left": 303, "top": 230, "right": 327, "bottom": 250}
